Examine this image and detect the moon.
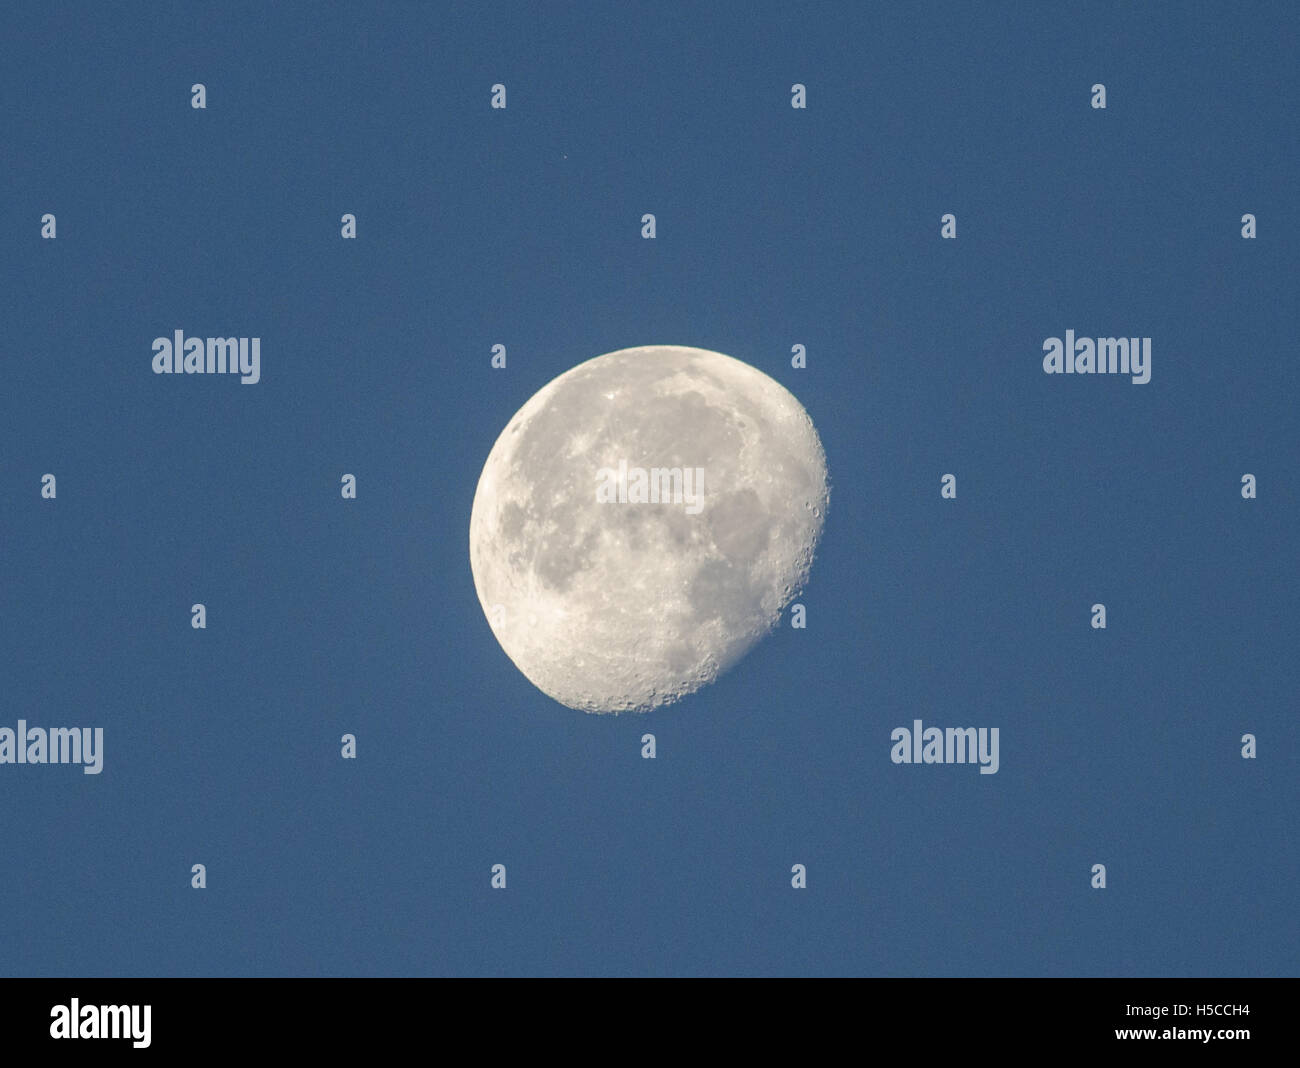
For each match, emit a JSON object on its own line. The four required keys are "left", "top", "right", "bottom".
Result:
{"left": 469, "top": 345, "right": 829, "bottom": 714}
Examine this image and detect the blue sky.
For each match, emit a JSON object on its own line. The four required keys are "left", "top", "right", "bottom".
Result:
{"left": 0, "top": 1, "right": 1295, "bottom": 976}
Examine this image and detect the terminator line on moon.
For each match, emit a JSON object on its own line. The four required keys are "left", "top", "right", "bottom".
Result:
{"left": 469, "top": 345, "right": 830, "bottom": 714}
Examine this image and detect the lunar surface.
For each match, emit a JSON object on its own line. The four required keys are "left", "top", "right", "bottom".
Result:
{"left": 468, "top": 345, "right": 829, "bottom": 713}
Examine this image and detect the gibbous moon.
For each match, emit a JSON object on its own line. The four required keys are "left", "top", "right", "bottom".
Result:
{"left": 469, "top": 345, "right": 829, "bottom": 714}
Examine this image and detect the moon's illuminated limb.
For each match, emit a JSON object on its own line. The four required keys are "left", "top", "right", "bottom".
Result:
{"left": 469, "top": 345, "right": 829, "bottom": 714}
